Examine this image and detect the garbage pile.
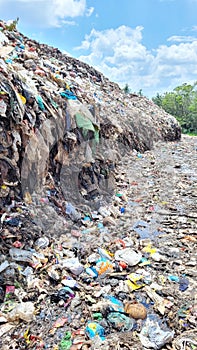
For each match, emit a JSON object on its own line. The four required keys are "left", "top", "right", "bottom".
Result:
{"left": 0, "top": 19, "right": 181, "bottom": 205}
{"left": 1, "top": 19, "right": 196, "bottom": 350}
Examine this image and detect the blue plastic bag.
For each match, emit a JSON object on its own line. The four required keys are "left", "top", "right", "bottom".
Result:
{"left": 85, "top": 322, "right": 105, "bottom": 341}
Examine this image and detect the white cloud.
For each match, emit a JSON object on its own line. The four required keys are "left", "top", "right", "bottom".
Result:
{"left": 0, "top": 0, "right": 92, "bottom": 27}
{"left": 76, "top": 26, "right": 150, "bottom": 63}
{"left": 167, "top": 35, "right": 197, "bottom": 42}
{"left": 75, "top": 26, "right": 155, "bottom": 94}
{"left": 156, "top": 41, "right": 197, "bottom": 63}
{"left": 53, "top": 0, "right": 86, "bottom": 19}
{"left": 86, "top": 7, "right": 94, "bottom": 17}
{"left": 61, "top": 20, "right": 77, "bottom": 26}
{"left": 75, "top": 25, "right": 197, "bottom": 97}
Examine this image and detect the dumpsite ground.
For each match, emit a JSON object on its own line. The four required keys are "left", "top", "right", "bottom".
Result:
{"left": 0, "top": 134, "right": 197, "bottom": 350}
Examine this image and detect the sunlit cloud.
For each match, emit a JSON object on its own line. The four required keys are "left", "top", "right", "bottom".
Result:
{"left": 75, "top": 25, "right": 197, "bottom": 96}
{"left": 0, "top": 0, "right": 93, "bottom": 27}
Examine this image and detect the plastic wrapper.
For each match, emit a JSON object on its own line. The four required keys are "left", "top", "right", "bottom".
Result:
{"left": 139, "top": 315, "right": 174, "bottom": 349}
{"left": 61, "top": 257, "right": 84, "bottom": 275}
{"left": 95, "top": 257, "right": 114, "bottom": 278}
{"left": 50, "top": 287, "right": 75, "bottom": 303}
{"left": 115, "top": 248, "right": 142, "bottom": 266}
{"left": 9, "top": 247, "right": 33, "bottom": 263}
{"left": 107, "top": 312, "right": 134, "bottom": 331}
{"left": 85, "top": 321, "right": 105, "bottom": 341}
{"left": 8, "top": 302, "right": 35, "bottom": 322}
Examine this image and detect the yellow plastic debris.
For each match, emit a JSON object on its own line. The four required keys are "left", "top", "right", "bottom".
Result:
{"left": 126, "top": 273, "right": 145, "bottom": 291}
{"left": 18, "top": 93, "right": 26, "bottom": 104}
{"left": 142, "top": 244, "right": 157, "bottom": 255}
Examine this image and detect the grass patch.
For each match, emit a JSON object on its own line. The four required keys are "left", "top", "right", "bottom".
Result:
{"left": 183, "top": 132, "right": 197, "bottom": 136}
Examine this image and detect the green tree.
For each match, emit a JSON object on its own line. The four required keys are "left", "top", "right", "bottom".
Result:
{"left": 161, "top": 92, "right": 177, "bottom": 116}
{"left": 152, "top": 82, "right": 197, "bottom": 134}
{"left": 152, "top": 93, "right": 163, "bottom": 107}
{"left": 123, "top": 84, "right": 130, "bottom": 94}
{"left": 138, "top": 89, "right": 143, "bottom": 96}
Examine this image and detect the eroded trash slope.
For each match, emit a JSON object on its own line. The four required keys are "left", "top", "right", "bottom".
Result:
{"left": 0, "top": 18, "right": 180, "bottom": 208}
{"left": 0, "top": 135, "right": 196, "bottom": 350}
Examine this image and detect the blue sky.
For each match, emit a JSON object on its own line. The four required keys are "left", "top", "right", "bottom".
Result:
{"left": 1, "top": 0, "right": 197, "bottom": 97}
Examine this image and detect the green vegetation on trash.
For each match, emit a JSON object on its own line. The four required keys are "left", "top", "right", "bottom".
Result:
{"left": 5, "top": 17, "right": 19, "bottom": 31}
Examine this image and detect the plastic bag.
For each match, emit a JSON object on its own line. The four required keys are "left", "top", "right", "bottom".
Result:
{"left": 61, "top": 257, "right": 84, "bottom": 275}
{"left": 115, "top": 248, "right": 142, "bottom": 266}
{"left": 85, "top": 321, "right": 105, "bottom": 341}
{"left": 104, "top": 295, "right": 124, "bottom": 312}
{"left": 0, "top": 99, "right": 7, "bottom": 116}
{"left": 107, "top": 312, "right": 134, "bottom": 331}
{"left": 179, "top": 277, "right": 189, "bottom": 292}
{"left": 9, "top": 247, "right": 33, "bottom": 263}
{"left": 59, "top": 331, "right": 72, "bottom": 350}
{"left": 51, "top": 287, "right": 75, "bottom": 303}
{"left": 8, "top": 302, "right": 35, "bottom": 322}
{"left": 139, "top": 315, "right": 174, "bottom": 349}
{"left": 65, "top": 203, "right": 81, "bottom": 222}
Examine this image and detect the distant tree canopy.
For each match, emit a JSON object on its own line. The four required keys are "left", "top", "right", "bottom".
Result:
{"left": 123, "top": 83, "right": 130, "bottom": 94}
{"left": 123, "top": 84, "right": 143, "bottom": 96}
{"left": 152, "top": 82, "right": 197, "bottom": 134}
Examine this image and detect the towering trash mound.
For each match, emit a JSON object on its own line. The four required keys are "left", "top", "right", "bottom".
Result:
{"left": 0, "top": 19, "right": 181, "bottom": 209}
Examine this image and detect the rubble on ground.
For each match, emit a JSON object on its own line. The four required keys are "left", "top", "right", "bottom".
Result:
{"left": 1, "top": 19, "right": 196, "bottom": 350}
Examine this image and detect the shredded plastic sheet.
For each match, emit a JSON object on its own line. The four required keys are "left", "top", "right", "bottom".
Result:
{"left": 75, "top": 112, "right": 99, "bottom": 142}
